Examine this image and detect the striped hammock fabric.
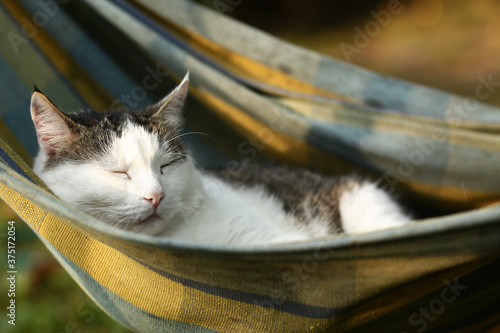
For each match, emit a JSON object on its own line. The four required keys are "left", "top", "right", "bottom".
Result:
{"left": 1, "top": 0, "right": 499, "bottom": 332}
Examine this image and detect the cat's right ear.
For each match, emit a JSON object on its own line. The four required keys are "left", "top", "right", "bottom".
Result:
{"left": 30, "top": 88, "right": 75, "bottom": 156}
{"left": 150, "top": 72, "right": 189, "bottom": 127}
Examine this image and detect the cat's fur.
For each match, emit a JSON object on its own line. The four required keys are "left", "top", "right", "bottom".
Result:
{"left": 31, "top": 74, "right": 410, "bottom": 245}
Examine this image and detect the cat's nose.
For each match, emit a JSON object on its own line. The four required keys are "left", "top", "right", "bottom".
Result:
{"left": 144, "top": 192, "right": 164, "bottom": 209}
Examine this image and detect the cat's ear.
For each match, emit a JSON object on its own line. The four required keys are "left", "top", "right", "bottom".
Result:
{"left": 151, "top": 72, "right": 189, "bottom": 126}
{"left": 30, "top": 87, "right": 75, "bottom": 156}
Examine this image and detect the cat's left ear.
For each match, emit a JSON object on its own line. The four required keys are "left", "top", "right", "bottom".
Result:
{"left": 151, "top": 72, "right": 189, "bottom": 126}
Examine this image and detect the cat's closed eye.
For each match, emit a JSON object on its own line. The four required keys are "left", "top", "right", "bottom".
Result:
{"left": 160, "top": 163, "right": 171, "bottom": 175}
{"left": 113, "top": 171, "right": 130, "bottom": 180}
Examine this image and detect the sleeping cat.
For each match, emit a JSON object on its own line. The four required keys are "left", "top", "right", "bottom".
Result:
{"left": 30, "top": 73, "right": 410, "bottom": 245}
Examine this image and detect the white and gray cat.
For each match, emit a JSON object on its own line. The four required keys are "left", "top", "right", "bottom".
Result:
{"left": 30, "top": 74, "right": 410, "bottom": 245}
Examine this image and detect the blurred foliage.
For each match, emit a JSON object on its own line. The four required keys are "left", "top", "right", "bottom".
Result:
{"left": 2, "top": 0, "right": 500, "bottom": 332}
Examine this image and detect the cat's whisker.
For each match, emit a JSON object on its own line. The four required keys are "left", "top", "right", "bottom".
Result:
{"left": 167, "top": 131, "right": 216, "bottom": 145}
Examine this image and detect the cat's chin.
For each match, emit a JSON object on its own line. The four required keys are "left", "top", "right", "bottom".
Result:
{"left": 118, "top": 213, "right": 166, "bottom": 236}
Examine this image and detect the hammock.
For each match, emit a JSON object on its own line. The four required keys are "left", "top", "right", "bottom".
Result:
{"left": 1, "top": 0, "right": 499, "bottom": 332}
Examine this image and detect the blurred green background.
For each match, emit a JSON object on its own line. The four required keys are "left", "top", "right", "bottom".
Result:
{"left": 2, "top": 0, "right": 500, "bottom": 332}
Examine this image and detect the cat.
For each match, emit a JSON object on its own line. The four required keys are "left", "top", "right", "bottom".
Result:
{"left": 30, "top": 73, "right": 410, "bottom": 245}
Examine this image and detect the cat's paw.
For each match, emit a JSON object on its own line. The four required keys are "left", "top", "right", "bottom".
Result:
{"left": 339, "top": 181, "right": 410, "bottom": 233}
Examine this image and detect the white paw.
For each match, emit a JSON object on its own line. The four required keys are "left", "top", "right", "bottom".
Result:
{"left": 339, "top": 181, "right": 410, "bottom": 233}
